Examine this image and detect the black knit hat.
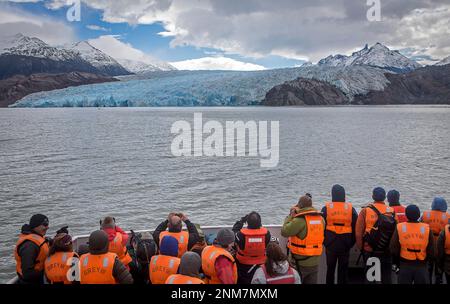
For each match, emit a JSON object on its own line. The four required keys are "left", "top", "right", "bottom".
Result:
{"left": 372, "top": 187, "right": 386, "bottom": 202}
{"left": 29, "top": 214, "right": 49, "bottom": 229}
{"left": 387, "top": 190, "right": 400, "bottom": 205}
{"left": 405, "top": 205, "right": 421, "bottom": 222}
{"left": 332, "top": 184, "right": 346, "bottom": 202}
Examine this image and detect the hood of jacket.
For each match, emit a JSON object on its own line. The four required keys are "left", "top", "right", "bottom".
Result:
{"left": 331, "top": 184, "right": 346, "bottom": 203}
{"left": 431, "top": 197, "right": 448, "bottom": 212}
{"left": 179, "top": 252, "right": 201, "bottom": 277}
{"left": 103, "top": 227, "right": 117, "bottom": 241}
{"left": 88, "top": 230, "right": 109, "bottom": 255}
{"left": 297, "top": 206, "right": 319, "bottom": 214}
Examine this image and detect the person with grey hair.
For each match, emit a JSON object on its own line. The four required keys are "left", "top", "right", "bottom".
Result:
{"left": 153, "top": 212, "right": 200, "bottom": 258}
{"left": 165, "top": 252, "right": 204, "bottom": 284}
{"left": 201, "top": 228, "right": 238, "bottom": 284}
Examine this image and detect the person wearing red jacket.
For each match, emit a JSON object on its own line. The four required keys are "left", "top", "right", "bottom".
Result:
{"left": 387, "top": 190, "right": 407, "bottom": 223}
{"left": 101, "top": 217, "right": 132, "bottom": 267}
{"left": 201, "top": 229, "right": 238, "bottom": 284}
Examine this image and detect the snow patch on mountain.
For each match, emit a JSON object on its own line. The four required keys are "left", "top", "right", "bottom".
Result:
{"left": 117, "top": 58, "right": 175, "bottom": 74}
{"left": 70, "top": 41, "right": 119, "bottom": 68}
{"left": 69, "top": 41, "right": 130, "bottom": 75}
{"left": 318, "top": 43, "right": 422, "bottom": 72}
{"left": 0, "top": 33, "right": 80, "bottom": 61}
{"left": 435, "top": 55, "right": 450, "bottom": 66}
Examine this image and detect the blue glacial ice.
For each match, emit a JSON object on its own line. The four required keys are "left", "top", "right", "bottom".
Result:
{"left": 11, "top": 69, "right": 306, "bottom": 107}
{"left": 10, "top": 66, "right": 390, "bottom": 107}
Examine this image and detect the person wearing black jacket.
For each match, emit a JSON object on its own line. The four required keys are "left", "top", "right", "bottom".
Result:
{"left": 14, "top": 214, "right": 50, "bottom": 284}
{"left": 233, "top": 211, "right": 271, "bottom": 284}
{"left": 321, "top": 185, "right": 358, "bottom": 284}
{"left": 127, "top": 232, "right": 157, "bottom": 284}
{"left": 153, "top": 212, "right": 200, "bottom": 253}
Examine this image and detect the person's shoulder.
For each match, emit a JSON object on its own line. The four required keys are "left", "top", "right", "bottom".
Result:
{"left": 216, "top": 254, "right": 233, "bottom": 263}
{"left": 19, "top": 239, "right": 39, "bottom": 249}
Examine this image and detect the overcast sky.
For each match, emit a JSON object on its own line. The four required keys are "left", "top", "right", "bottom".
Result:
{"left": 0, "top": 0, "right": 449, "bottom": 69}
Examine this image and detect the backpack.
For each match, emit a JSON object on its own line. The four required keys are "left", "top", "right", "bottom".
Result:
{"left": 364, "top": 205, "right": 396, "bottom": 252}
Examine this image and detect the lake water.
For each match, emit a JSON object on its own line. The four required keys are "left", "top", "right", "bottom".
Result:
{"left": 1, "top": 106, "right": 449, "bottom": 282}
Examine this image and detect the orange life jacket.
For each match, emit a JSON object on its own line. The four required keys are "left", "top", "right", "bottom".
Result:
{"left": 14, "top": 233, "right": 49, "bottom": 277}
{"left": 165, "top": 274, "right": 205, "bottom": 284}
{"left": 236, "top": 227, "right": 267, "bottom": 265}
{"left": 149, "top": 255, "right": 180, "bottom": 284}
{"left": 398, "top": 222, "right": 430, "bottom": 261}
{"left": 261, "top": 264, "right": 296, "bottom": 284}
{"left": 422, "top": 210, "right": 449, "bottom": 237}
{"left": 392, "top": 205, "right": 407, "bottom": 223}
{"left": 79, "top": 252, "right": 117, "bottom": 284}
{"left": 288, "top": 211, "right": 324, "bottom": 256}
{"left": 364, "top": 203, "right": 394, "bottom": 233}
{"left": 108, "top": 233, "right": 132, "bottom": 266}
{"left": 325, "top": 202, "right": 353, "bottom": 234}
{"left": 44, "top": 251, "right": 77, "bottom": 284}
{"left": 201, "top": 245, "right": 238, "bottom": 284}
{"left": 445, "top": 225, "right": 450, "bottom": 255}
{"left": 159, "top": 231, "right": 189, "bottom": 258}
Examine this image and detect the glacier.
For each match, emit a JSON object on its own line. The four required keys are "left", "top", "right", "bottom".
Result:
{"left": 11, "top": 66, "right": 391, "bottom": 108}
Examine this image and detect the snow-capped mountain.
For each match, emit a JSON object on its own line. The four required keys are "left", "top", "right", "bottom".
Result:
{"left": 117, "top": 58, "right": 176, "bottom": 74}
{"left": 70, "top": 41, "right": 130, "bottom": 76}
{"left": 318, "top": 43, "right": 422, "bottom": 72}
{"left": 0, "top": 34, "right": 105, "bottom": 80}
{"left": 435, "top": 55, "right": 450, "bottom": 66}
{"left": 0, "top": 34, "right": 132, "bottom": 77}
{"left": 0, "top": 33, "right": 81, "bottom": 61}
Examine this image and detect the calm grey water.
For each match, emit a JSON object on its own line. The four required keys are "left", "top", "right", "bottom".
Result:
{"left": 1, "top": 106, "right": 449, "bottom": 282}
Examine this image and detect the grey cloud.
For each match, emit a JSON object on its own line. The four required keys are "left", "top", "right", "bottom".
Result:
{"left": 167, "top": 0, "right": 450, "bottom": 61}
{"left": 0, "top": 4, "right": 76, "bottom": 45}
{"left": 30, "top": 0, "right": 450, "bottom": 61}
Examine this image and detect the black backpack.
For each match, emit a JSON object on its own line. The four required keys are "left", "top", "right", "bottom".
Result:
{"left": 364, "top": 205, "right": 396, "bottom": 252}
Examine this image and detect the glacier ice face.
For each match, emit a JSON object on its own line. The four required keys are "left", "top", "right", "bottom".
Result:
{"left": 11, "top": 69, "right": 304, "bottom": 107}
{"left": 11, "top": 66, "right": 391, "bottom": 107}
